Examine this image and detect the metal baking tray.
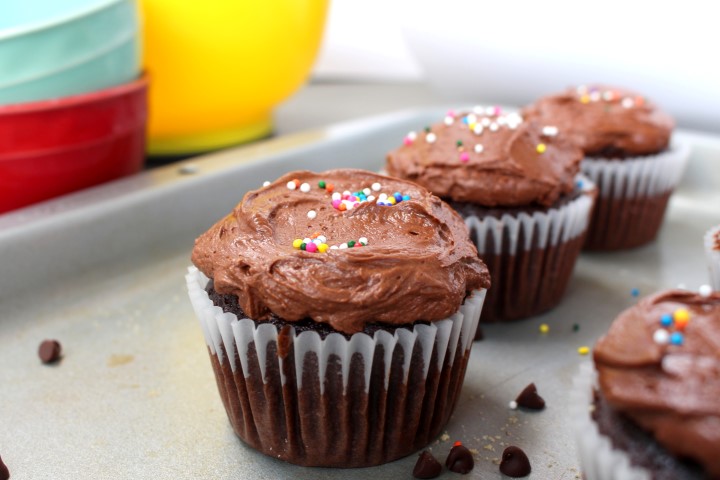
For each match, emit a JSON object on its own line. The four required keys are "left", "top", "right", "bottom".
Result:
{"left": 1, "top": 108, "right": 719, "bottom": 479}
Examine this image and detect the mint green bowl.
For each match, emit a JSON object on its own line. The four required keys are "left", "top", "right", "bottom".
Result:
{"left": 0, "top": 0, "right": 141, "bottom": 106}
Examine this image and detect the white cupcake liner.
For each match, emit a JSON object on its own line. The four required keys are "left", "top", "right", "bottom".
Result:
{"left": 705, "top": 225, "right": 720, "bottom": 290}
{"left": 570, "top": 363, "right": 651, "bottom": 480}
{"left": 581, "top": 142, "right": 690, "bottom": 199}
{"left": 186, "top": 266, "right": 486, "bottom": 466}
{"left": 464, "top": 175, "right": 596, "bottom": 254}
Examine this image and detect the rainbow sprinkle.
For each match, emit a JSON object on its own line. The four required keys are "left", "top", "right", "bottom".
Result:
{"left": 653, "top": 308, "right": 692, "bottom": 345}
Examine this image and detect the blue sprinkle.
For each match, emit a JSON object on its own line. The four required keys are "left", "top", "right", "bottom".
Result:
{"left": 670, "top": 332, "right": 684, "bottom": 346}
{"left": 660, "top": 313, "right": 673, "bottom": 327}
{"left": 394, "top": 193, "right": 403, "bottom": 202}
{"left": 462, "top": 116, "right": 469, "bottom": 124}
{"left": 402, "top": 195, "right": 411, "bottom": 201}
{"left": 631, "top": 288, "right": 640, "bottom": 297}
{"left": 377, "top": 202, "right": 386, "bottom": 206}
{"left": 576, "top": 180, "right": 584, "bottom": 189}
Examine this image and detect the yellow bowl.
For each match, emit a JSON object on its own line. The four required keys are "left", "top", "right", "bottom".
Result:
{"left": 140, "top": 0, "right": 328, "bottom": 155}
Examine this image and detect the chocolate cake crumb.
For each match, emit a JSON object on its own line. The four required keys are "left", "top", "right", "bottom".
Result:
{"left": 413, "top": 451, "right": 442, "bottom": 479}
{"left": 515, "top": 383, "right": 545, "bottom": 410}
{"left": 500, "top": 446, "right": 531, "bottom": 477}
{"left": 38, "top": 340, "right": 62, "bottom": 364}
{"left": 0, "top": 454, "right": 9, "bottom": 480}
{"left": 445, "top": 441, "right": 474, "bottom": 474}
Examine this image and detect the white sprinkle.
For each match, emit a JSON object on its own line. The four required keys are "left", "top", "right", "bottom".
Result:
{"left": 653, "top": 329, "right": 670, "bottom": 345}
{"left": 590, "top": 91, "right": 601, "bottom": 102}
{"left": 699, "top": 284, "right": 713, "bottom": 297}
{"left": 444, "top": 116, "right": 454, "bottom": 126}
{"left": 602, "top": 90, "right": 614, "bottom": 101}
{"left": 508, "top": 401, "right": 518, "bottom": 410}
{"left": 622, "top": 97, "right": 634, "bottom": 109}
{"left": 473, "top": 105, "right": 484, "bottom": 114}
{"left": 371, "top": 182, "right": 381, "bottom": 192}
{"left": 363, "top": 188, "right": 371, "bottom": 196}
{"left": 407, "top": 131, "right": 417, "bottom": 140}
{"left": 542, "top": 125, "right": 559, "bottom": 136}
{"left": 473, "top": 124, "right": 484, "bottom": 135}
{"left": 426, "top": 132, "right": 437, "bottom": 143}
{"left": 485, "top": 106, "right": 495, "bottom": 116}
{"left": 330, "top": 245, "right": 339, "bottom": 250}
{"left": 344, "top": 201, "right": 354, "bottom": 210}
{"left": 307, "top": 210, "right": 317, "bottom": 219}
{"left": 302, "top": 238, "right": 312, "bottom": 244}
{"left": 262, "top": 181, "right": 271, "bottom": 187}
{"left": 331, "top": 192, "right": 341, "bottom": 201}
{"left": 496, "top": 116, "right": 507, "bottom": 126}
{"left": 378, "top": 193, "right": 388, "bottom": 201}
{"left": 506, "top": 112, "right": 523, "bottom": 124}
{"left": 313, "top": 238, "right": 323, "bottom": 245}
{"left": 367, "top": 195, "right": 375, "bottom": 202}
{"left": 489, "top": 122, "right": 499, "bottom": 132}
{"left": 339, "top": 243, "right": 348, "bottom": 249}
{"left": 317, "top": 235, "right": 327, "bottom": 244}
{"left": 300, "top": 183, "right": 311, "bottom": 193}
{"left": 359, "top": 237, "right": 368, "bottom": 245}
{"left": 466, "top": 114, "right": 477, "bottom": 124}
{"left": 286, "top": 181, "right": 297, "bottom": 190}
{"left": 474, "top": 144, "right": 484, "bottom": 154}
{"left": 481, "top": 117, "right": 491, "bottom": 127}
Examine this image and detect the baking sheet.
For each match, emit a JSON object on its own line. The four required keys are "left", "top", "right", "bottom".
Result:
{"left": 1, "top": 108, "right": 719, "bottom": 479}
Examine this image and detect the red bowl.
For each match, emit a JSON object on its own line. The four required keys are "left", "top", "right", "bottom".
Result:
{"left": 0, "top": 74, "right": 148, "bottom": 214}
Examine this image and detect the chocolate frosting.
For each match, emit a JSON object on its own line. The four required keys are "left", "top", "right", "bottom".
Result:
{"left": 594, "top": 289, "right": 720, "bottom": 477}
{"left": 191, "top": 169, "right": 490, "bottom": 334}
{"left": 522, "top": 85, "right": 674, "bottom": 157}
{"left": 385, "top": 110, "right": 582, "bottom": 207}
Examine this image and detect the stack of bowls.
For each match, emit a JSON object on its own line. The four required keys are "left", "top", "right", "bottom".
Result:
{"left": 0, "top": 0, "right": 146, "bottom": 214}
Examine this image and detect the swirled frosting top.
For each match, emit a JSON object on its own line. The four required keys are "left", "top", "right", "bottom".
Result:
{"left": 385, "top": 108, "right": 582, "bottom": 207}
{"left": 522, "top": 85, "right": 674, "bottom": 157}
{"left": 191, "top": 169, "right": 490, "bottom": 334}
{"left": 594, "top": 289, "right": 720, "bottom": 477}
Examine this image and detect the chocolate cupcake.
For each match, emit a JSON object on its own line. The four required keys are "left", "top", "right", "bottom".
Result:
{"left": 523, "top": 85, "right": 691, "bottom": 250}
{"left": 187, "top": 169, "right": 490, "bottom": 467}
{"left": 705, "top": 225, "right": 720, "bottom": 290}
{"left": 386, "top": 108, "right": 596, "bottom": 327}
{"left": 571, "top": 289, "right": 720, "bottom": 479}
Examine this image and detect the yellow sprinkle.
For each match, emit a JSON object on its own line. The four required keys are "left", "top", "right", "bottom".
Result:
{"left": 539, "top": 324, "right": 549, "bottom": 334}
{"left": 580, "top": 94, "right": 590, "bottom": 104}
{"left": 673, "top": 308, "right": 690, "bottom": 323}
{"left": 317, "top": 243, "right": 329, "bottom": 253}
{"left": 292, "top": 239, "right": 303, "bottom": 249}
{"left": 469, "top": 122, "right": 477, "bottom": 130}
{"left": 577, "top": 346, "right": 590, "bottom": 356}
{"left": 536, "top": 143, "right": 547, "bottom": 154}
{"left": 388, "top": 196, "right": 397, "bottom": 205}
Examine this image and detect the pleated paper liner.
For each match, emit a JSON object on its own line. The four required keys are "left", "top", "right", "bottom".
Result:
{"left": 186, "top": 267, "right": 486, "bottom": 467}
{"left": 581, "top": 142, "right": 691, "bottom": 250}
{"left": 457, "top": 175, "right": 596, "bottom": 328}
{"left": 570, "top": 363, "right": 651, "bottom": 480}
{"left": 705, "top": 225, "right": 720, "bottom": 290}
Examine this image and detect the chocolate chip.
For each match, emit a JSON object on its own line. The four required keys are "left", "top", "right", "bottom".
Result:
{"left": 515, "top": 383, "right": 545, "bottom": 410}
{"left": 445, "top": 442, "right": 474, "bottom": 474}
{"left": 500, "top": 446, "right": 531, "bottom": 477}
{"left": 0, "top": 454, "right": 9, "bottom": 480}
{"left": 38, "top": 339, "right": 62, "bottom": 364}
{"left": 413, "top": 450, "right": 442, "bottom": 479}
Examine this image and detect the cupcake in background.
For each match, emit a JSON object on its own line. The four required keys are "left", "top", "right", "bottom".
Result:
{"left": 705, "top": 224, "right": 720, "bottom": 290}
{"left": 571, "top": 288, "right": 720, "bottom": 480}
{"left": 386, "top": 108, "right": 596, "bottom": 328}
{"left": 523, "top": 85, "right": 691, "bottom": 251}
{"left": 187, "top": 169, "right": 490, "bottom": 467}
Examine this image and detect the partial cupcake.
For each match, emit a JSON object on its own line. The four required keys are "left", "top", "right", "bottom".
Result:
{"left": 705, "top": 225, "right": 720, "bottom": 290}
{"left": 386, "top": 108, "right": 596, "bottom": 327}
{"left": 523, "top": 85, "right": 691, "bottom": 250}
{"left": 571, "top": 288, "right": 720, "bottom": 480}
{"left": 187, "top": 169, "right": 490, "bottom": 467}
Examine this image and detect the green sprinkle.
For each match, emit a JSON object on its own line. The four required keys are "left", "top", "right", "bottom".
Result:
{"left": 318, "top": 181, "right": 326, "bottom": 189}
{"left": 456, "top": 140, "right": 463, "bottom": 147}
{"left": 572, "top": 323, "right": 580, "bottom": 332}
{"left": 424, "top": 126, "right": 431, "bottom": 133}
{"left": 300, "top": 243, "right": 307, "bottom": 251}
{"left": 347, "top": 240, "right": 356, "bottom": 248}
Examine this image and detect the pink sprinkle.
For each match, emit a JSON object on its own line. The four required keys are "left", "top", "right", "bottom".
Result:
{"left": 305, "top": 242, "right": 318, "bottom": 253}
{"left": 494, "top": 106, "right": 502, "bottom": 116}
{"left": 354, "top": 202, "right": 360, "bottom": 208}
{"left": 447, "top": 110, "right": 456, "bottom": 117}
{"left": 403, "top": 137, "right": 413, "bottom": 145}
{"left": 332, "top": 199, "right": 341, "bottom": 209}
{"left": 460, "top": 152, "right": 470, "bottom": 162}
{"left": 348, "top": 195, "right": 357, "bottom": 202}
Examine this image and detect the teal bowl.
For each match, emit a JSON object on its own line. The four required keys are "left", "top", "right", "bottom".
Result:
{"left": 0, "top": 0, "right": 141, "bottom": 105}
